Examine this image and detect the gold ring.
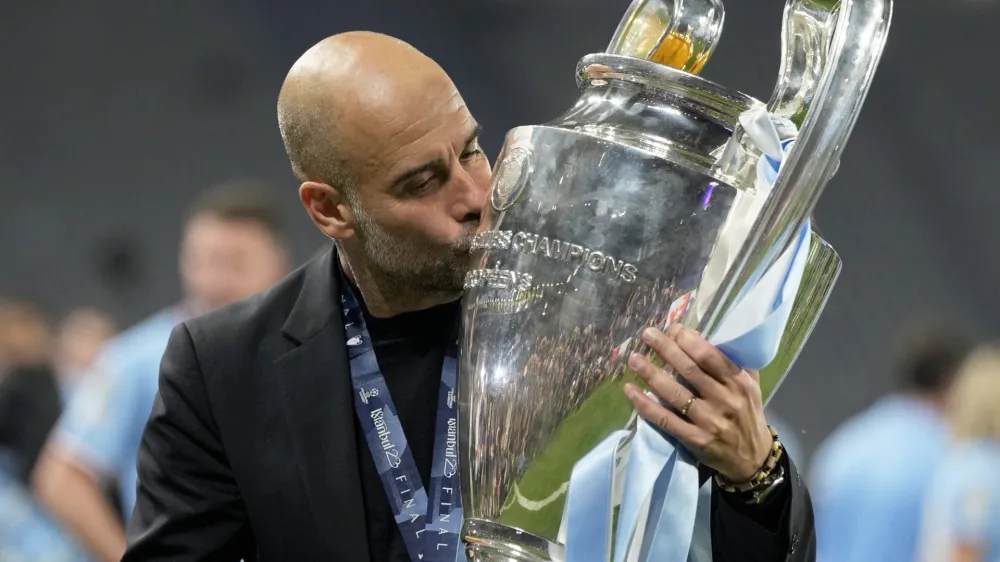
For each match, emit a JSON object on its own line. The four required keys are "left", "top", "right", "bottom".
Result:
{"left": 680, "top": 397, "right": 696, "bottom": 417}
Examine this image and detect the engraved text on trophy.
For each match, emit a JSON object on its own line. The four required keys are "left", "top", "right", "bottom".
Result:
{"left": 467, "top": 230, "right": 639, "bottom": 287}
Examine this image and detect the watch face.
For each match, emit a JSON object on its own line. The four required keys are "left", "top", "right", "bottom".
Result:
{"left": 746, "top": 468, "right": 787, "bottom": 505}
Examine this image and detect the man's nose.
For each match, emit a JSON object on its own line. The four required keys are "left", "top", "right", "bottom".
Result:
{"left": 450, "top": 166, "right": 487, "bottom": 219}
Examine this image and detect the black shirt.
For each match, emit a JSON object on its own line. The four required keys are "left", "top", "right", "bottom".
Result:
{"left": 354, "top": 297, "right": 460, "bottom": 562}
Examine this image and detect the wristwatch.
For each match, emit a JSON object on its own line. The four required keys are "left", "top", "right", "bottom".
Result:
{"left": 738, "top": 463, "right": 787, "bottom": 505}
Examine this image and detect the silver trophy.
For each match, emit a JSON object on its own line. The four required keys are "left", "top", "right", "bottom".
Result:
{"left": 459, "top": 0, "right": 892, "bottom": 559}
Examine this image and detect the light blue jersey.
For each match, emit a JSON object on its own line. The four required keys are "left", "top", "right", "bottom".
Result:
{"left": 54, "top": 308, "right": 183, "bottom": 519}
{"left": 919, "top": 439, "right": 1000, "bottom": 562}
{"left": 810, "top": 395, "right": 946, "bottom": 562}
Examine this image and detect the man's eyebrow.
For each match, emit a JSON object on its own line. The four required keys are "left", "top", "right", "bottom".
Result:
{"left": 464, "top": 123, "right": 483, "bottom": 147}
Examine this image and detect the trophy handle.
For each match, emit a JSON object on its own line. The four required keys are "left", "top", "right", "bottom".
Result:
{"left": 768, "top": 0, "right": 842, "bottom": 127}
{"left": 758, "top": 227, "right": 841, "bottom": 405}
{"left": 607, "top": 0, "right": 725, "bottom": 74}
{"left": 698, "top": 0, "right": 892, "bottom": 339}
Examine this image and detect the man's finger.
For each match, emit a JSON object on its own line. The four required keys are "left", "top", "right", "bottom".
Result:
{"left": 674, "top": 327, "right": 741, "bottom": 381}
{"left": 640, "top": 328, "right": 724, "bottom": 399}
{"left": 628, "top": 352, "right": 713, "bottom": 426}
{"left": 624, "top": 383, "right": 707, "bottom": 450}
{"left": 665, "top": 322, "right": 685, "bottom": 339}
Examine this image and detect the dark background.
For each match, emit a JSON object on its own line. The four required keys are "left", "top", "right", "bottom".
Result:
{"left": 2, "top": 0, "right": 998, "bottom": 459}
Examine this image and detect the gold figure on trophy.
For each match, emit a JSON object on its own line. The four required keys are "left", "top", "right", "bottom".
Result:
{"left": 650, "top": 30, "right": 711, "bottom": 74}
{"left": 607, "top": 0, "right": 723, "bottom": 75}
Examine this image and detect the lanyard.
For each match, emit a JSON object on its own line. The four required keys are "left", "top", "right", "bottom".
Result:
{"left": 342, "top": 282, "right": 463, "bottom": 562}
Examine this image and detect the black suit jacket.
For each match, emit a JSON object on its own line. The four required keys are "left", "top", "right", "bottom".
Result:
{"left": 124, "top": 249, "right": 816, "bottom": 562}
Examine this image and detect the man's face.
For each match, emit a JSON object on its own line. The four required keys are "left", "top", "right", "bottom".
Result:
{"left": 345, "top": 80, "right": 491, "bottom": 294}
{"left": 0, "top": 302, "right": 51, "bottom": 365}
{"left": 180, "top": 214, "right": 288, "bottom": 311}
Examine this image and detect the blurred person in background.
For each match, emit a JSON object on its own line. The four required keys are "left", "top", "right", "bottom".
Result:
{"left": 809, "top": 325, "right": 972, "bottom": 562}
{"left": 0, "top": 300, "right": 91, "bottom": 561}
{"left": 0, "top": 300, "right": 59, "bottom": 485}
{"left": 917, "top": 346, "right": 1000, "bottom": 562}
{"left": 31, "top": 182, "right": 291, "bottom": 562}
{"left": 50, "top": 308, "right": 124, "bottom": 521}
{"left": 52, "top": 308, "right": 117, "bottom": 404}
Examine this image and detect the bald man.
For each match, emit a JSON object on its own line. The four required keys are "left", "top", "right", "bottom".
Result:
{"left": 124, "top": 32, "right": 816, "bottom": 562}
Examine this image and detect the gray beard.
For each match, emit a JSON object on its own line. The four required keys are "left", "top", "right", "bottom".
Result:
{"left": 351, "top": 202, "right": 473, "bottom": 299}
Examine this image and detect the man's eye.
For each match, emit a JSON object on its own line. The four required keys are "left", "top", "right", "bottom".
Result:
{"left": 462, "top": 140, "right": 484, "bottom": 159}
{"left": 408, "top": 176, "right": 438, "bottom": 196}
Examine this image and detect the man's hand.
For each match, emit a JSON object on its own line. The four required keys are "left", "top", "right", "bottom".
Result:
{"left": 623, "top": 323, "right": 772, "bottom": 483}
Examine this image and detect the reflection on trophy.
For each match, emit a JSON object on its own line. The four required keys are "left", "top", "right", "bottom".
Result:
{"left": 459, "top": 0, "right": 892, "bottom": 559}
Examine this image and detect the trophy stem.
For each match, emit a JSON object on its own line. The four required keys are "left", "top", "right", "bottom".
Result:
{"left": 463, "top": 519, "right": 565, "bottom": 562}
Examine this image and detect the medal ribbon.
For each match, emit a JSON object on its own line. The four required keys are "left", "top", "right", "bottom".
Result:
{"left": 343, "top": 282, "right": 462, "bottom": 562}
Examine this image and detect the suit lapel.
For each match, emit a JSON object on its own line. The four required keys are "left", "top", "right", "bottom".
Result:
{"left": 268, "top": 249, "right": 370, "bottom": 561}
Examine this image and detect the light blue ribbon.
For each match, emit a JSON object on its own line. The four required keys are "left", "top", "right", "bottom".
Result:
{"left": 687, "top": 482, "right": 715, "bottom": 562}
{"left": 714, "top": 215, "right": 812, "bottom": 370}
{"left": 728, "top": 138, "right": 799, "bottom": 309}
{"left": 638, "top": 443, "right": 700, "bottom": 562}
{"left": 613, "top": 421, "right": 681, "bottom": 562}
{"left": 635, "top": 424, "right": 701, "bottom": 562}
{"left": 564, "top": 430, "right": 631, "bottom": 562}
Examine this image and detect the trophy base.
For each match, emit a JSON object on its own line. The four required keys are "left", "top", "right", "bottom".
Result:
{"left": 462, "top": 518, "right": 566, "bottom": 562}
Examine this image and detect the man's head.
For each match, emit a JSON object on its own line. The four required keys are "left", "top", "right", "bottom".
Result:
{"left": 277, "top": 32, "right": 490, "bottom": 307}
{"left": 947, "top": 345, "right": 1000, "bottom": 442}
{"left": 180, "top": 182, "right": 290, "bottom": 312}
{"left": 894, "top": 323, "right": 973, "bottom": 405}
{"left": 0, "top": 300, "right": 51, "bottom": 367}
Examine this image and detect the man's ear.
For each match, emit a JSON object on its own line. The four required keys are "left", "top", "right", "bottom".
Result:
{"left": 300, "top": 181, "right": 355, "bottom": 240}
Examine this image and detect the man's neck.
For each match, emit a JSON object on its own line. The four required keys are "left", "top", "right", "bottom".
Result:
{"left": 339, "top": 253, "right": 460, "bottom": 318}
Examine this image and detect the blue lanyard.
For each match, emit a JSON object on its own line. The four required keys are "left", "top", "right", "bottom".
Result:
{"left": 342, "top": 282, "right": 463, "bottom": 562}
